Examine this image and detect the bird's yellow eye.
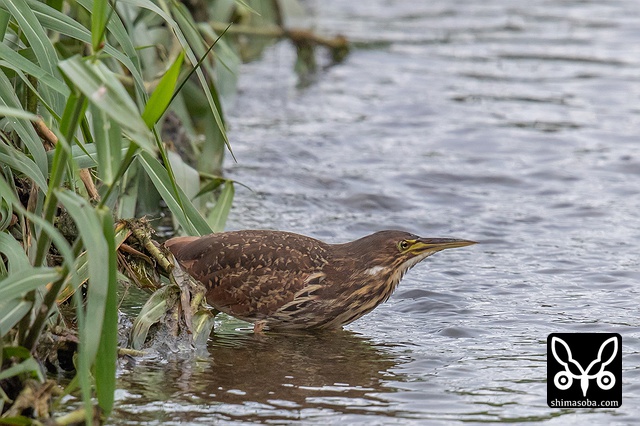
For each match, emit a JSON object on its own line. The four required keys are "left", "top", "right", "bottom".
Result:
{"left": 398, "top": 240, "right": 411, "bottom": 251}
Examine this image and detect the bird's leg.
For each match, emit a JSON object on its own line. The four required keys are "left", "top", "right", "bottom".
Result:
{"left": 253, "top": 320, "right": 267, "bottom": 334}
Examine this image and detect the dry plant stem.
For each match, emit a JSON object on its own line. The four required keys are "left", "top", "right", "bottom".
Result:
{"left": 33, "top": 119, "right": 100, "bottom": 201}
{"left": 118, "top": 348, "right": 145, "bottom": 357}
{"left": 117, "top": 251, "right": 158, "bottom": 292}
{"left": 171, "top": 262, "right": 195, "bottom": 340}
{"left": 52, "top": 406, "right": 102, "bottom": 426}
{"left": 119, "top": 242, "right": 154, "bottom": 264}
{"left": 128, "top": 222, "right": 173, "bottom": 274}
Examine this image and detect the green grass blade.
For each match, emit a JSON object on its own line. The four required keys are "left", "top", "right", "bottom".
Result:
{"left": 91, "top": 104, "right": 119, "bottom": 185}
{"left": 0, "top": 42, "right": 69, "bottom": 96}
{"left": 34, "top": 93, "right": 87, "bottom": 267}
{"left": 0, "top": 106, "right": 39, "bottom": 121}
{"left": 0, "top": 142, "right": 48, "bottom": 191}
{"left": 91, "top": 0, "right": 108, "bottom": 52}
{"left": 57, "top": 55, "right": 153, "bottom": 152}
{"left": 206, "top": 180, "right": 234, "bottom": 232}
{"left": 55, "top": 190, "right": 108, "bottom": 365}
{"left": 0, "top": 232, "right": 30, "bottom": 274}
{"left": 141, "top": 51, "right": 184, "bottom": 128}
{"left": 0, "top": 299, "right": 32, "bottom": 338}
{"left": 0, "top": 8, "right": 9, "bottom": 39}
{"left": 0, "top": 72, "right": 48, "bottom": 177}
{"left": 1, "top": 0, "right": 64, "bottom": 112}
{"left": 0, "top": 355, "right": 42, "bottom": 381}
{"left": 122, "top": 0, "right": 231, "bottom": 155}
{"left": 73, "top": 0, "right": 146, "bottom": 105}
{"left": 138, "top": 151, "right": 211, "bottom": 236}
{"left": 0, "top": 267, "right": 60, "bottom": 301}
{"left": 170, "top": 2, "right": 233, "bottom": 159}
{"left": 56, "top": 189, "right": 114, "bottom": 424}
{"left": 233, "top": 0, "right": 262, "bottom": 17}
{"left": 193, "top": 177, "right": 225, "bottom": 199}
{"left": 94, "top": 209, "right": 117, "bottom": 416}
{"left": 26, "top": 0, "right": 145, "bottom": 103}
{"left": 1, "top": 0, "right": 57, "bottom": 75}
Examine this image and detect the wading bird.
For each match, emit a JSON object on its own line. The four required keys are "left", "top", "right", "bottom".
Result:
{"left": 166, "top": 230, "right": 475, "bottom": 332}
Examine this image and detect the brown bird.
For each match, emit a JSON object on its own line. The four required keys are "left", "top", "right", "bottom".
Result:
{"left": 166, "top": 230, "right": 475, "bottom": 332}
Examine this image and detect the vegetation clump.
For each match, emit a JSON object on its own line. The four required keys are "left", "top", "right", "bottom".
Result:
{"left": 0, "top": 0, "right": 347, "bottom": 423}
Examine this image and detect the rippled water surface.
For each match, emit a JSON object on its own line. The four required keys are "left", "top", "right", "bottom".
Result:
{"left": 111, "top": 1, "right": 640, "bottom": 424}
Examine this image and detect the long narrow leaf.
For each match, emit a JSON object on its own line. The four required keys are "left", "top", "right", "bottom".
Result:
{"left": 91, "top": 105, "right": 119, "bottom": 185}
{"left": 0, "top": 9, "right": 9, "bottom": 39}
{"left": 91, "top": 0, "right": 108, "bottom": 52}
{"left": 0, "top": 144, "right": 48, "bottom": 190}
{"left": 141, "top": 51, "right": 184, "bottom": 128}
{"left": 121, "top": 0, "right": 230, "bottom": 153}
{"left": 138, "top": 151, "right": 211, "bottom": 236}
{"left": 0, "top": 0, "right": 62, "bottom": 115}
{"left": 0, "top": 106, "right": 39, "bottom": 121}
{"left": 0, "top": 356, "right": 43, "bottom": 381}
{"left": 57, "top": 56, "right": 153, "bottom": 152}
{"left": 0, "top": 232, "right": 29, "bottom": 274}
{"left": 0, "top": 299, "right": 32, "bottom": 338}
{"left": 94, "top": 209, "right": 117, "bottom": 416}
{"left": 170, "top": 2, "right": 232, "bottom": 158}
{"left": 0, "top": 42, "right": 69, "bottom": 96}
{"left": 0, "top": 267, "right": 59, "bottom": 301}
{"left": 55, "top": 190, "right": 108, "bottom": 365}
{"left": 207, "top": 181, "right": 234, "bottom": 232}
{"left": 73, "top": 0, "right": 146, "bottom": 106}
{"left": 26, "top": 0, "right": 145, "bottom": 97}
{"left": 0, "top": 72, "right": 48, "bottom": 176}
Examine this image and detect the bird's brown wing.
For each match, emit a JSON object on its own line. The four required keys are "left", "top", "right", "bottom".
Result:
{"left": 203, "top": 268, "right": 325, "bottom": 321}
{"left": 165, "top": 230, "right": 329, "bottom": 322}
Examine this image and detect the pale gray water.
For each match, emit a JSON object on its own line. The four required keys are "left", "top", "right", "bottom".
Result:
{"left": 110, "top": 1, "right": 640, "bottom": 424}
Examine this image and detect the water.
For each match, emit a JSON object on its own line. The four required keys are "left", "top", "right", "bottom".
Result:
{"left": 110, "top": 1, "right": 640, "bottom": 424}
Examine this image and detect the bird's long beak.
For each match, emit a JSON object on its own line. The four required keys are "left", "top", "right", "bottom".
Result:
{"left": 411, "top": 238, "right": 477, "bottom": 253}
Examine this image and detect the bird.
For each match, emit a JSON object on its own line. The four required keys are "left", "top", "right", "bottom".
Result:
{"left": 165, "top": 230, "right": 475, "bottom": 332}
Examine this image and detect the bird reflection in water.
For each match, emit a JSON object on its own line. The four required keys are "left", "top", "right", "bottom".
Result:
{"left": 112, "top": 328, "right": 406, "bottom": 424}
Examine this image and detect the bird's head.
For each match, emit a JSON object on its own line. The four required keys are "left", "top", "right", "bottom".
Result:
{"left": 343, "top": 230, "right": 476, "bottom": 278}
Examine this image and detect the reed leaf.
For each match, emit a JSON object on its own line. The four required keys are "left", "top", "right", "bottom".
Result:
{"left": 0, "top": 231, "right": 29, "bottom": 274}
{"left": 0, "top": 354, "right": 42, "bottom": 382}
{"left": 0, "top": 142, "right": 48, "bottom": 191}
{"left": 138, "top": 151, "right": 212, "bottom": 236}
{"left": 207, "top": 180, "right": 234, "bottom": 232}
{"left": 0, "top": 267, "right": 59, "bottom": 302}
{"left": 0, "top": 72, "right": 48, "bottom": 176}
{"left": 55, "top": 190, "right": 109, "bottom": 365}
{"left": 57, "top": 56, "right": 153, "bottom": 152}
{"left": 0, "top": 0, "right": 64, "bottom": 112}
{"left": 129, "top": 285, "right": 169, "bottom": 350}
{"left": 94, "top": 209, "right": 117, "bottom": 416}
{"left": 91, "top": 0, "right": 108, "bottom": 52}
{"left": 142, "top": 51, "right": 184, "bottom": 129}
{"left": 0, "top": 299, "right": 32, "bottom": 338}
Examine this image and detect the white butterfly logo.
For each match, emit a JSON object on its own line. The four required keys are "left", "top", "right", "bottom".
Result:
{"left": 551, "top": 336, "right": 618, "bottom": 397}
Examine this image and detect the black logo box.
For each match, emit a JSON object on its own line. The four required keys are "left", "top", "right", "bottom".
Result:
{"left": 547, "top": 333, "right": 622, "bottom": 407}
